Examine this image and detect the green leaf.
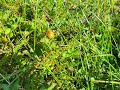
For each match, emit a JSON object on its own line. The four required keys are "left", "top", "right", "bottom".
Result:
{"left": 0, "top": 27, "right": 4, "bottom": 34}
{"left": 118, "top": 52, "right": 120, "bottom": 58}
{"left": 12, "top": 80, "right": 19, "bottom": 90}
{"left": 0, "top": 83, "right": 10, "bottom": 90}
{"left": 5, "top": 28, "right": 11, "bottom": 35}
{"left": 9, "top": 31, "right": 13, "bottom": 38}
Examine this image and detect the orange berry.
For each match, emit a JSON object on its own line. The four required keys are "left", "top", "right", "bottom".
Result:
{"left": 46, "top": 30, "right": 54, "bottom": 39}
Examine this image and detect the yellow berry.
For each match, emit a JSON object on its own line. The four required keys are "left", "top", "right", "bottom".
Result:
{"left": 46, "top": 30, "right": 54, "bottom": 39}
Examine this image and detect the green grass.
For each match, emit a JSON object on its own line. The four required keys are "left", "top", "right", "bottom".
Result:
{"left": 0, "top": 0, "right": 120, "bottom": 90}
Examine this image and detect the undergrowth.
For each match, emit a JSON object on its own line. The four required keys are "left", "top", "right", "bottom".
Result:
{"left": 0, "top": 0, "right": 120, "bottom": 90}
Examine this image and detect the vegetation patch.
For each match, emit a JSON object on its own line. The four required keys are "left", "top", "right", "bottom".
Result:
{"left": 0, "top": 0, "right": 120, "bottom": 90}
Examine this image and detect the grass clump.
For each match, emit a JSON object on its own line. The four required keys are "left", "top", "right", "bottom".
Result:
{"left": 0, "top": 0, "right": 120, "bottom": 90}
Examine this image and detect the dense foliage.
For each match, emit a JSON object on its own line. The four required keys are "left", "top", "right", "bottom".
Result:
{"left": 0, "top": 0, "right": 120, "bottom": 90}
